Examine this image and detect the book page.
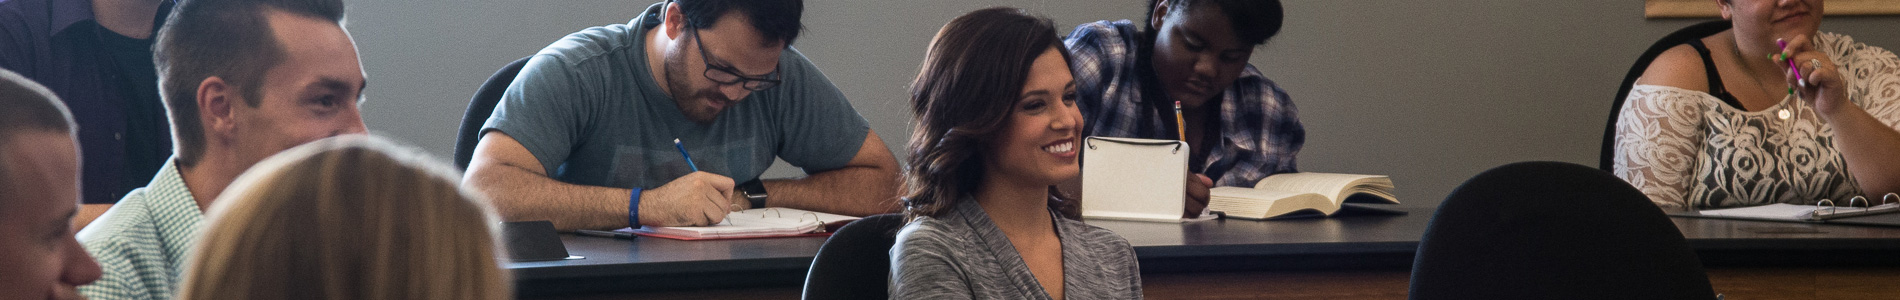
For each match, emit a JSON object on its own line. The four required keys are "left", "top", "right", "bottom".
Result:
{"left": 1209, "top": 187, "right": 1334, "bottom": 219}
{"left": 1255, "top": 173, "right": 1390, "bottom": 205}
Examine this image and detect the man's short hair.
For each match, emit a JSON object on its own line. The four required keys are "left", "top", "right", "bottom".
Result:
{"left": 0, "top": 68, "right": 77, "bottom": 196}
{"left": 153, "top": 0, "right": 345, "bottom": 167}
{"left": 1145, "top": 0, "right": 1284, "bottom": 46}
{"left": 675, "top": 0, "right": 803, "bottom": 47}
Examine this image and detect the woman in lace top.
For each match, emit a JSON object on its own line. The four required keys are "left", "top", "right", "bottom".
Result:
{"left": 1614, "top": 0, "right": 1900, "bottom": 211}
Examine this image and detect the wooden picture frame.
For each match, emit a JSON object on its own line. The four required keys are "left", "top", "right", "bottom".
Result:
{"left": 1646, "top": 0, "right": 1900, "bottom": 18}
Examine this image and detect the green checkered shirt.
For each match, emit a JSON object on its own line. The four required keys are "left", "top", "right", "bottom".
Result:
{"left": 76, "top": 158, "right": 202, "bottom": 300}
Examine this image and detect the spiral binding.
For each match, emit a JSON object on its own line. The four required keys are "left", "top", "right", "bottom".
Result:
{"left": 1808, "top": 193, "right": 1900, "bottom": 220}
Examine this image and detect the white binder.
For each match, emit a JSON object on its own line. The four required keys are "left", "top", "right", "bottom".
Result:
{"left": 1081, "top": 136, "right": 1190, "bottom": 222}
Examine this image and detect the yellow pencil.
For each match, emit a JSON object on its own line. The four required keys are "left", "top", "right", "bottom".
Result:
{"left": 1174, "top": 101, "right": 1186, "bottom": 141}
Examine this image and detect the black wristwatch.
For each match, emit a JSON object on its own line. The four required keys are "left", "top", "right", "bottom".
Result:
{"left": 740, "top": 180, "right": 768, "bottom": 209}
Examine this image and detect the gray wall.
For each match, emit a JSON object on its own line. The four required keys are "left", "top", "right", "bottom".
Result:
{"left": 347, "top": 1, "right": 1899, "bottom": 208}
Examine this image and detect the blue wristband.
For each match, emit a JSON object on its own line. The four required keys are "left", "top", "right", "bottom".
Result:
{"left": 627, "top": 187, "right": 642, "bottom": 228}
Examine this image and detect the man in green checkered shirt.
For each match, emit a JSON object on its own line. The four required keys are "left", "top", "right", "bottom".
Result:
{"left": 73, "top": 0, "right": 369, "bottom": 298}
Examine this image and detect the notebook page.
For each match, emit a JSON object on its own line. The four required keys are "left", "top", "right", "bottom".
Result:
{"left": 639, "top": 208, "right": 849, "bottom": 237}
{"left": 1698, "top": 204, "right": 1817, "bottom": 220}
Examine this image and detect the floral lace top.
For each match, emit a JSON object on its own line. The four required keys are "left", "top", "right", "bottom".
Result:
{"left": 1614, "top": 32, "right": 1900, "bottom": 211}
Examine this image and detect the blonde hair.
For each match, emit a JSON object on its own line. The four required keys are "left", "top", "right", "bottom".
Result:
{"left": 179, "top": 135, "right": 511, "bottom": 300}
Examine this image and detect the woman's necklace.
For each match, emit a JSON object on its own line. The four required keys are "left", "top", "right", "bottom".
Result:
{"left": 1730, "top": 44, "right": 1800, "bottom": 126}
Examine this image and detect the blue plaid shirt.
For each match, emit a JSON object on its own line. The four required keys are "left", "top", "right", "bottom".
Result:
{"left": 1064, "top": 20, "right": 1304, "bottom": 187}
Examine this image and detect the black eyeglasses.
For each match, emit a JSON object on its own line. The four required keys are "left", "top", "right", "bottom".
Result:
{"left": 690, "top": 28, "right": 781, "bottom": 91}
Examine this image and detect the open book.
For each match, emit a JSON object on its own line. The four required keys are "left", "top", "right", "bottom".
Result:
{"left": 1208, "top": 173, "right": 1400, "bottom": 220}
{"left": 625, "top": 208, "right": 860, "bottom": 240}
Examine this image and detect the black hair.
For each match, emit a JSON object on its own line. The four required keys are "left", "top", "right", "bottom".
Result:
{"left": 154, "top": 0, "right": 346, "bottom": 167}
{"left": 676, "top": 0, "right": 804, "bottom": 46}
{"left": 1144, "top": 0, "right": 1284, "bottom": 46}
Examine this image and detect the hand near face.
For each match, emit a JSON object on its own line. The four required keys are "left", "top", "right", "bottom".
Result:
{"left": 639, "top": 171, "right": 736, "bottom": 227}
{"left": 1184, "top": 173, "right": 1213, "bottom": 218}
{"left": 1778, "top": 35, "right": 1850, "bottom": 119}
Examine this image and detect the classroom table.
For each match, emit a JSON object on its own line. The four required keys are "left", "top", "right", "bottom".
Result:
{"left": 508, "top": 205, "right": 1900, "bottom": 299}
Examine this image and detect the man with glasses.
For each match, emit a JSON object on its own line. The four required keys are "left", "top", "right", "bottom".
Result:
{"left": 467, "top": 0, "right": 900, "bottom": 230}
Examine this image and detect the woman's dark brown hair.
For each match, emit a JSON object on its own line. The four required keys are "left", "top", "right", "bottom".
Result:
{"left": 903, "top": 7, "right": 1072, "bottom": 219}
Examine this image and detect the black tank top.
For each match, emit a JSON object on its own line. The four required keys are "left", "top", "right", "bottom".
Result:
{"left": 1685, "top": 39, "right": 1749, "bottom": 109}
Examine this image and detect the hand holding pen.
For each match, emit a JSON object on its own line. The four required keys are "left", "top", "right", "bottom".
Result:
{"left": 1173, "top": 101, "right": 1212, "bottom": 218}
{"left": 1774, "top": 35, "right": 1848, "bottom": 119}
{"left": 635, "top": 139, "right": 737, "bottom": 227}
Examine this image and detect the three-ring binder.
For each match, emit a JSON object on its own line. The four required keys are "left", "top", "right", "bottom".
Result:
{"left": 1808, "top": 193, "right": 1900, "bottom": 220}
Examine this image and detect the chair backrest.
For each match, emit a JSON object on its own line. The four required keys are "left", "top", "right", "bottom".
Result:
{"left": 1409, "top": 161, "right": 1716, "bottom": 300}
{"left": 1602, "top": 21, "right": 1732, "bottom": 171}
{"left": 802, "top": 213, "right": 907, "bottom": 300}
{"left": 454, "top": 56, "right": 533, "bottom": 171}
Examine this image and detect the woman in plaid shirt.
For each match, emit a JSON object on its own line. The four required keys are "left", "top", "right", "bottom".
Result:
{"left": 1063, "top": 0, "right": 1302, "bottom": 218}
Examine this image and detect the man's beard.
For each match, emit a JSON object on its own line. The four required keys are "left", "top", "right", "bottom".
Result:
{"left": 663, "top": 49, "right": 731, "bottom": 124}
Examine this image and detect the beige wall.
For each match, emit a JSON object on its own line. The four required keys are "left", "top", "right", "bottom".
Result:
{"left": 349, "top": 0, "right": 1900, "bottom": 208}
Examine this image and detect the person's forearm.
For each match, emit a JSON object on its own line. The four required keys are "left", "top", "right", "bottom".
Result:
{"left": 760, "top": 166, "right": 901, "bottom": 217}
{"left": 1826, "top": 108, "right": 1900, "bottom": 197}
{"left": 465, "top": 161, "right": 632, "bottom": 231}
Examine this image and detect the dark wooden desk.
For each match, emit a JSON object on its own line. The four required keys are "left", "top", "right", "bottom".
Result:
{"left": 509, "top": 206, "right": 1900, "bottom": 299}
{"left": 509, "top": 231, "right": 826, "bottom": 298}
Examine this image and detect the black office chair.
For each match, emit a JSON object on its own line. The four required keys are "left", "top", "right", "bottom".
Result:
{"left": 802, "top": 213, "right": 907, "bottom": 300}
{"left": 1409, "top": 161, "right": 1717, "bottom": 300}
{"left": 454, "top": 56, "right": 533, "bottom": 171}
{"left": 1602, "top": 21, "right": 1732, "bottom": 171}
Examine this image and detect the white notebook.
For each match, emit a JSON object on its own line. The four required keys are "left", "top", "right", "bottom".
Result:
{"left": 1080, "top": 136, "right": 1204, "bottom": 222}
{"left": 628, "top": 208, "right": 859, "bottom": 239}
{"left": 1699, "top": 202, "right": 1900, "bottom": 221}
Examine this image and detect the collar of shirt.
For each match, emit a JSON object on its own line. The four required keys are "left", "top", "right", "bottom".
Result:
{"left": 48, "top": 0, "right": 174, "bottom": 38}
{"left": 47, "top": 0, "right": 95, "bottom": 36}
{"left": 142, "top": 158, "right": 205, "bottom": 270}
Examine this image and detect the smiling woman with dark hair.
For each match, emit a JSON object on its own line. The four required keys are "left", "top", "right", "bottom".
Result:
{"left": 890, "top": 7, "right": 1140, "bottom": 300}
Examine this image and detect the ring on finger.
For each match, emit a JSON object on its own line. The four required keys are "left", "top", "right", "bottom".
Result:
{"left": 1804, "top": 58, "right": 1823, "bottom": 87}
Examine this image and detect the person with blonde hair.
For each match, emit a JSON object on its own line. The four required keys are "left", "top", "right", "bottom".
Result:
{"left": 177, "top": 135, "right": 510, "bottom": 300}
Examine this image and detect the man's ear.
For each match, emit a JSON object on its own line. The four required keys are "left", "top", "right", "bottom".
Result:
{"left": 662, "top": 1, "right": 686, "bottom": 42}
{"left": 196, "top": 76, "right": 237, "bottom": 142}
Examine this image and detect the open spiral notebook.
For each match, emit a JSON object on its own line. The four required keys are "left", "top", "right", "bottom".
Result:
{"left": 617, "top": 208, "right": 861, "bottom": 240}
{"left": 1670, "top": 193, "right": 1900, "bottom": 227}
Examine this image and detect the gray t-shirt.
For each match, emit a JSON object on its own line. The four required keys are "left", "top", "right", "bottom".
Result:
{"left": 483, "top": 3, "right": 869, "bottom": 189}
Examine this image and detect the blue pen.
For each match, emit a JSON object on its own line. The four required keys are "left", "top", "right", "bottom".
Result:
{"left": 673, "top": 138, "right": 700, "bottom": 172}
